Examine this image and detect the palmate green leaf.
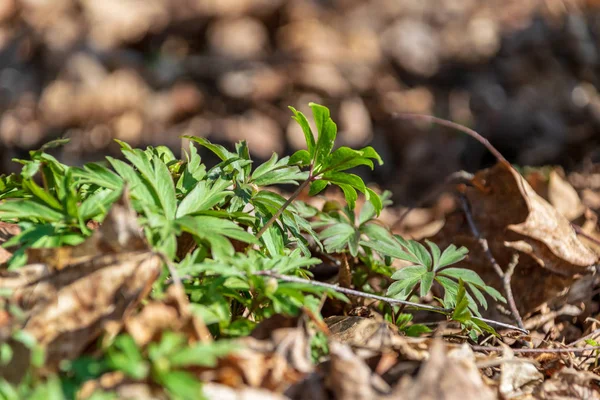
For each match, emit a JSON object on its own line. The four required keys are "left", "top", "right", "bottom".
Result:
{"left": 176, "top": 179, "right": 232, "bottom": 218}
{"left": 176, "top": 215, "right": 257, "bottom": 258}
{"left": 288, "top": 107, "right": 315, "bottom": 157}
{"left": 360, "top": 238, "right": 421, "bottom": 265}
{"left": 72, "top": 163, "right": 123, "bottom": 190}
{"left": 107, "top": 157, "right": 158, "bottom": 210}
{"left": 395, "top": 236, "right": 432, "bottom": 270}
{"left": 159, "top": 371, "right": 205, "bottom": 400}
{"left": 319, "top": 223, "right": 356, "bottom": 254}
{"left": 436, "top": 244, "right": 468, "bottom": 270}
{"left": 390, "top": 265, "right": 427, "bottom": 281}
{"left": 438, "top": 267, "right": 486, "bottom": 287}
{"left": 386, "top": 276, "right": 422, "bottom": 298}
{"left": 251, "top": 153, "right": 308, "bottom": 186}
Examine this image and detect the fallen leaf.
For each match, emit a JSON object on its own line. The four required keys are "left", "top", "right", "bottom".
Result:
{"left": 0, "top": 191, "right": 162, "bottom": 380}
{"left": 394, "top": 340, "right": 495, "bottom": 400}
{"left": 535, "top": 368, "right": 600, "bottom": 399}
{"left": 430, "top": 162, "right": 598, "bottom": 315}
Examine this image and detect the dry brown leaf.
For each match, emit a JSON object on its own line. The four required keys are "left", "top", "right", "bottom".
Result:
{"left": 499, "top": 347, "right": 543, "bottom": 398}
{"left": 394, "top": 340, "right": 496, "bottom": 400}
{"left": 0, "top": 192, "right": 162, "bottom": 380}
{"left": 326, "top": 341, "right": 391, "bottom": 400}
{"left": 208, "top": 316, "right": 314, "bottom": 392}
{"left": 78, "top": 371, "right": 167, "bottom": 400}
{"left": 325, "top": 315, "right": 428, "bottom": 361}
{"left": 548, "top": 169, "right": 585, "bottom": 222}
{"left": 203, "top": 383, "right": 292, "bottom": 400}
{"left": 430, "top": 162, "right": 598, "bottom": 315}
{"left": 535, "top": 368, "right": 600, "bottom": 399}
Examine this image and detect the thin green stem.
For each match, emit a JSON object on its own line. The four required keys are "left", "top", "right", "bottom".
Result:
{"left": 255, "top": 176, "right": 313, "bottom": 239}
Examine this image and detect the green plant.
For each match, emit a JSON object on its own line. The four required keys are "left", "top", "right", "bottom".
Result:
{"left": 0, "top": 103, "right": 511, "bottom": 397}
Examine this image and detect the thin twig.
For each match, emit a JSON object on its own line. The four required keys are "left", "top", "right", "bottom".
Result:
{"left": 254, "top": 270, "right": 448, "bottom": 312}
{"left": 503, "top": 253, "right": 524, "bottom": 329}
{"left": 568, "top": 327, "right": 600, "bottom": 347}
{"left": 394, "top": 113, "right": 510, "bottom": 167}
{"left": 471, "top": 345, "right": 600, "bottom": 354}
{"left": 458, "top": 195, "right": 525, "bottom": 330}
{"left": 253, "top": 270, "right": 528, "bottom": 333}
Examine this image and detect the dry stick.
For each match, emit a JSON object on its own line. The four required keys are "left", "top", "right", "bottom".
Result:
{"left": 253, "top": 270, "right": 528, "bottom": 334}
{"left": 471, "top": 345, "right": 600, "bottom": 354}
{"left": 458, "top": 195, "right": 526, "bottom": 330}
{"left": 394, "top": 113, "right": 510, "bottom": 167}
{"left": 568, "top": 327, "right": 600, "bottom": 347}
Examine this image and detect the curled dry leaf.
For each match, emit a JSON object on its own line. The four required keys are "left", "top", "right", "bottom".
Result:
{"left": 78, "top": 371, "right": 167, "bottom": 400}
{"left": 393, "top": 340, "right": 495, "bottom": 400}
{"left": 326, "top": 341, "right": 390, "bottom": 400}
{"left": 498, "top": 347, "right": 543, "bottom": 398}
{"left": 535, "top": 368, "right": 600, "bottom": 399}
{"left": 325, "top": 315, "right": 428, "bottom": 361}
{"left": 430, "top": 162, "right": 598, "bottom": 315}
{"left": 208, "top": 316, "right": 314, "bottom": 392}
{"left": 0, "top": 191, "right": 162, "bottom": 380}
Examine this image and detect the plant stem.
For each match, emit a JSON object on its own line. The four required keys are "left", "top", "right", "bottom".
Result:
{"left": 253, "top": 270, "right": 528, "bottom": 333}
{"left": 255, "top": 177, "right": 312, "bottom": 239}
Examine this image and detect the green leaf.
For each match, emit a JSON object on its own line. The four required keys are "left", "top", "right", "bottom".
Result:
{"left": 451, "top": 279, "right": 471, "bottom": 323}
{"left": 176, "top": 179, "right": 232, "bottom": 218}
{"left": 322, "top": 172, "right": 367, "bottom": 194}
{"left": 360, "top": 238, "right": 421, "bottom": 265}
{"left": 21, "top": 179, "right": 63, "bottom": 211}
{"left": 0, "top": 200, "right": 64, "bottom": 222}
{"left": 338, "top": 183, "right": 358, "bottom": 210}
{"left": 309, "top": 180, "right": 328, "bottom": 196}
{"left": 289, "top": 149, "right": 311, "bottom": 166}
{"left": 72, "top": 163, "right": 123, "bottom": 190}
{"left": 184, "top": 136, "right": 235, "bottom": 161}
{"left": 386, "top": 276, "right": 422, "bottom": 298}
{"left": 390, "top": 265, "right": 427, "bottom": 281}
{"left": 251, "top": 154, "right": 308, "bottom": 186}
{"left": 365, "top": 187, "right": 382, "bottom": 216}
{"left": 310, "top": 103, "right": 337, "bottom": 167}
{"left": 319, "top": 223, "right": 356, "bottom": 254}
{"left": 152, "top": 155, "right": 177, "bottom": 219}
{"left": 321, "top": 147, "right": 374, "bottom": 173}
{"left": 176, "top": 215, "right": 257, "bottom": 258}
{"left": 438, "top": 268, "right": 486, "bottom": 287}
{"left": 436, "top": 244, "right": 468, "bottom": 270}
{"left": 420, "top": 271, "right": 435, "bottom": 297}
{"left": 107, "top": 157, "right": 157, "bottom": 209}
{"left": 160, "top": 371, "right": 204, "bottom": 400}
{"left": 289, "top": 107, "right": 316, "bottom": 157}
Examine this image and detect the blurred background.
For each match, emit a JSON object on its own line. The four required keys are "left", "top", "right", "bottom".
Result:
{"left": 2, "top": 0, "right": 600, "bottom": 204}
